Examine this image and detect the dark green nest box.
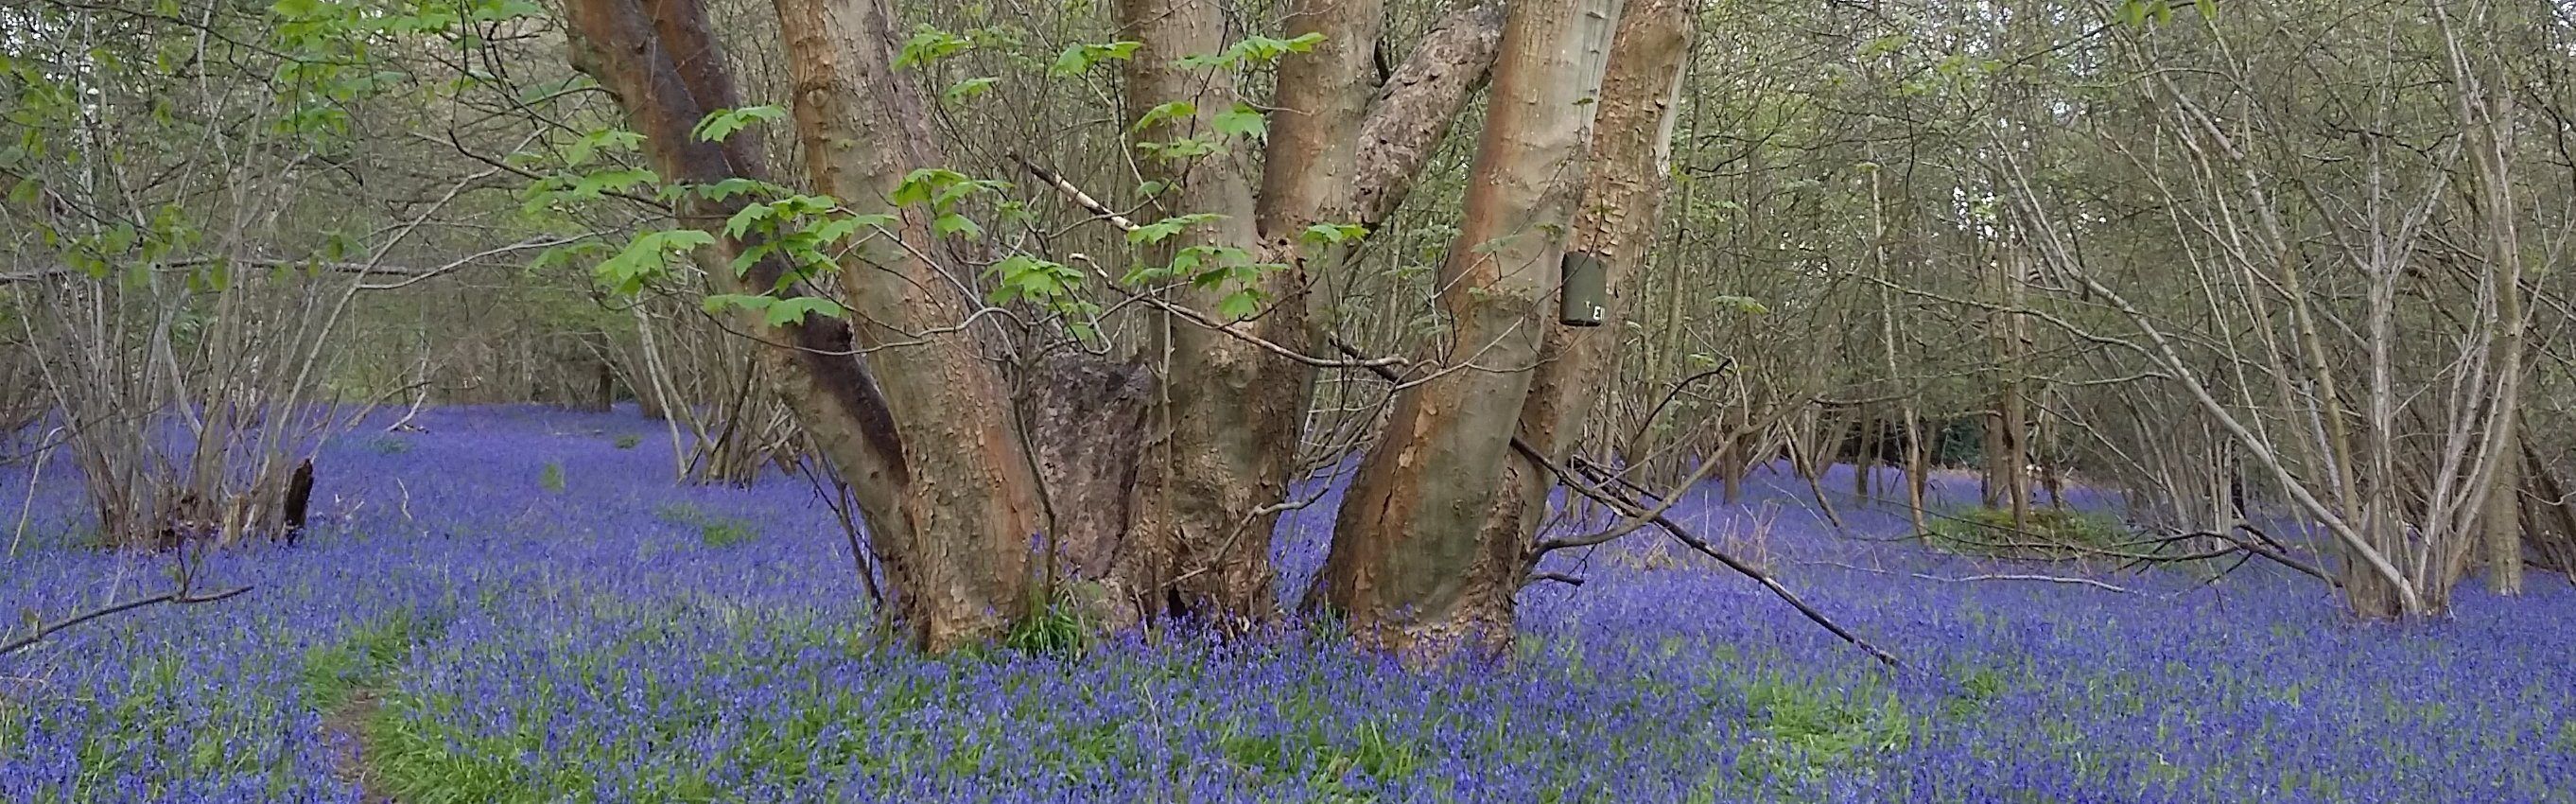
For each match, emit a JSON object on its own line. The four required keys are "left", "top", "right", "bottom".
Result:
{"left": 1558, "top": 251, "right": 1608, "bottom": 327}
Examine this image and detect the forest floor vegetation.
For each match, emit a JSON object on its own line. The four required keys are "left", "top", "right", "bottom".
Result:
{"left": 0, "top": 406, "right": 2567, "bottom": 802}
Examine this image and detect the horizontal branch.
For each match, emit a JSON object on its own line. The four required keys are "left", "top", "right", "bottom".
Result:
{"left": 1, "top": 585, "right": 254, "bottom": 657}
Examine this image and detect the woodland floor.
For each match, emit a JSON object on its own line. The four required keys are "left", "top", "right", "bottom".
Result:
{"left": 1, "top": 406, "right": 2569, "bottom": 803}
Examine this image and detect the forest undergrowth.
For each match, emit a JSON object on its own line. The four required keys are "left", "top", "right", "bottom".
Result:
{"left": 1, "top": 406, "right": 2568, "bottom": 803}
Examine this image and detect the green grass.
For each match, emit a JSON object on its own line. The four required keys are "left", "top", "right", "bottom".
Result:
{"left": 1926, "top": 506, "right": 2135, "bottom": 559}
{"left": 650, "top": 501, "right": 758, "bottom": 548}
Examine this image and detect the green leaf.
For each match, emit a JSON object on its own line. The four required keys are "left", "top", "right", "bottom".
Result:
{"left": 896, "top": 26, "right": 975, "bottom": 70}
{"left": 894, "top": 168, "right": 969, "bottom": 207}
{"left": 703, "top": 293, "right": 775, "bottom": 315}
{"left": 691, "top": 106, "right": 787, "bottom": 143}
{"left": 1133, "top": 101, "right": 1196, "bottom": 132}
{"left": 1298, "top": 222, "right": 1367, "bottom": 247}
{"left": 595, "top": 229, "right": 717, "bottom": 294}
{"left": 763, "top": 296, "right": 846, "bottom": 326}
{"left": 1211, "top": 103, "right": 1267, "bottom": 140}
{"left": 1050, "top": 41, "right": 1141, "bottom": 77}
{"left": 565, "top": 168, "right": 660, "bottom": 201}
{"left": 944, "top": 77, "right": 1000, "bottom": 103}
{"left": 1216, "top": 288, "right": 1260, "bottom": 320}
{"left": 695, "top": 177, "right": 780, "bottom": 202}
{"left": 565, "top": 128, "right": 643, "bottom": 166}
{"left": 724, "top": 205, "right": 772, "bottom": 238}
{"left": 932, "top": 213, "right": 983, "bottom": 240}
{"left": 1126, "top": 213, "right": 1225, "bottom": 245}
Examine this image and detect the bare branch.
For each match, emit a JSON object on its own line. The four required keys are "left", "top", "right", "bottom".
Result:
{"left": 1, "top": 586, "right": 254, "bottom": 657}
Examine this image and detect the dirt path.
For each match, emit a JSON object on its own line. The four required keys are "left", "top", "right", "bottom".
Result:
{"left": 321, "top": 690, "right": 393, "bottom": 804}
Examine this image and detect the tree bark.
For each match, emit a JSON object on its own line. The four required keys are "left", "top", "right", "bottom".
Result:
{"left": 1467, "top": 0, "right": 1692, "bottom": 647}
{"left": 566, "top": 0, "right": 1027, "bottom": 650}
{"left": 773, "top": 0, "right": 1051, "bottom": 647}
{"left": 1113, "top": 0, "right": 1293, "bottom": 623}
{"left": 1312, "top": 0, "right": 1626, "bottom": 661}
{"left": 1351, "top": 4, "right": 1508, "bottom": 229}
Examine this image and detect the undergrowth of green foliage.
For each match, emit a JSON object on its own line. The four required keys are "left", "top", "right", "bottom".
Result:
{"left": 1925, "top": 506, "right": 2136, "bottom": 559}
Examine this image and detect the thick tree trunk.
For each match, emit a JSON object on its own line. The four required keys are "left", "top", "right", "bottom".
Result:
{"left": 1113, "top": 0, "right": 1294, "bottom": 622}
{"left": 567, "top": 0, "right": 1032, "bottom": 650}
{"left": 773, "top": 0, "right": 1051, "bottom": 647}
{"left": 1351, "top": 4, "right": 1508, "bottom": 228}
{"left": 1313, "top": 0, "right": 1625, "bottom": 660}
{"left": 1467, "top": 0, "right": 1691, "bottom": 648}
{"left": 1021, "top": 355, "right": 1157, "bottom": 625}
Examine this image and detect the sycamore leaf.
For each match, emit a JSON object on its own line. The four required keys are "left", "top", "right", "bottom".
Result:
{"left": 895, "top": 26, "right": 974, "bottom": 70}
{"left": 691, "top": 105, "right": 786, "bottom": 143}
{"left": 1216, "top": 288, "right": 1260, "bottom": 320}
{"left": 565, "top": 128, "right": 643, "bottom": 166}
{"left": 1133, "top": 100, "right": 1196, "bottom": 132}
{"left": 1211, "top": 103, "right": 1267, "bottom": 140}
{"left": 1126, "top": 213, "right": 1225, "bottom": 245}
{"left": 723, "top": 205, "right": 772, "bottom": 238}
{"left": 1298, "top": 222, "right": 1367, "bottom": 247}
{"left": 703, "top": 293, "right": 774, "bottom": 315}
{"left": 763, "top": 296, "right": 846, "bottom": 326}
{"left": 932, "top": 213, "right": 983, "bottom": 240}
{"left": 944, "top": 77, "right": 999, "bottom": 103}
{"left": 695, "top": 177, "right": 781, "bottom": 202}
{"left": 1049, "top": 40, "right": 1141, "bottom": 77}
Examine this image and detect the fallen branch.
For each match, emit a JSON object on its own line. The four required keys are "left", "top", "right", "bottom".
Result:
{"left": 1553, "top": 454, "right": 1909, "bottom": 671}
{"left": 1326, "top": 340, "right": 1907, "bottom": 672}
{"left": 1, "top": 585, "right": 254, "bottom": 657}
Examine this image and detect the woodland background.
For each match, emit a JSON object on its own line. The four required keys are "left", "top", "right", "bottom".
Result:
{"left": 3, "top": 0, "right": 2575, "bottom": 655}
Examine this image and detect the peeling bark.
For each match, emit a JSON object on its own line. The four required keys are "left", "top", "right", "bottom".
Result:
{"left": 1351, "top": 3, "right": 1508, "bottom": 230}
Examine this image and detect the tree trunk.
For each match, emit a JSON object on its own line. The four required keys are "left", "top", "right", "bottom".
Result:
{"left": 1021, "top": 355, "right": 1158, "bottom": 626}
{"left": 1113, "top": 0, "right": 1296, "bottom": 623}
{"left": 1100, "top": 0, "right": 1506, "bottom": 625}
{"left": 566, "top": 0, "right": 1035, "bottom": 651}
{"left": 1467, "top": 0, "right": 1691, "bottom": 648}
{"left": 773, "top": 0, "right": 1053, "bottom": 646}
{"left": 1311, "top": 0, "right": 1625, "bottom": 661}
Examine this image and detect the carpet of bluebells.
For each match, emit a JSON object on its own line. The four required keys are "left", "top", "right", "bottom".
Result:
{"left": 2, "top": 406, "right": 2569, "bottom": 803}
